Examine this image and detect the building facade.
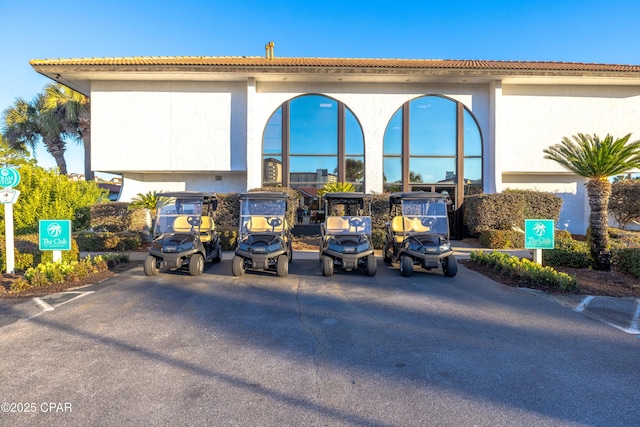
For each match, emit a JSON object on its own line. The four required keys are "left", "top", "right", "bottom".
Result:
{"left": 31, "top": 56, "right": 640, "bottom": 235}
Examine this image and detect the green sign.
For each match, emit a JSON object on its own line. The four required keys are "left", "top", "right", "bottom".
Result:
{"left": 525, "top": 219, "right": 555, "bottom": 250}
{"left": 0, "top": 167, "right": 21, "bottom": 188}
{"left": 39, "top": 220, "right": 72, "bottom": 251}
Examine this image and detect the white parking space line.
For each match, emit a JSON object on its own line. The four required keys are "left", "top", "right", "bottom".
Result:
{"left": 33, "top": 297, "right": 54, "bottom": 312}
{"left": 574, "top": 296, "right": 595, "bottom": 313}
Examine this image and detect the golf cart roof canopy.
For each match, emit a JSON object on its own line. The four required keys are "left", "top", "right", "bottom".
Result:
{"left": 157, "top": 191, "right": 217, "bottom": 200}
{"left": 239, "top": 192, "right": 290, "bottom": 200}
{"left": 389, "top": 192, "right": 447, "bottom": 202}
{"left": 324, "top": 192, "right": 372, "bottom": 209}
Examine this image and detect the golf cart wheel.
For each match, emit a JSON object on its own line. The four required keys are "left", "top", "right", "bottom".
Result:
{"left": 189, "top": 253, "right": 204, "bottom": 276}
{"left": 144, "top": 255, "right": 159, "bottom": 276}
{"left": 276, "top": 254, "right": 289, "bottom": 277}
{"left": 443, "top": 255, "right": 458, "bottom": 277}
{"left": 365, "top": 254, "right": 377, "bottom": 276}
{"left": 232, "top": 255, "right": 245, "bottom": 277}
{"left": 322, "top": 255, "right": 334, "bottom": 277}
{"left": 400, "top": 255, "right": 413, "bottom": 277}
{"left": 382, "top": 241, "right": 391, "bottom": 264}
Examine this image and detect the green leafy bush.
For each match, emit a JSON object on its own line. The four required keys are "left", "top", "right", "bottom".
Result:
{"left": 74, "top": 231, "right": 142, "bottom": 252}
{"left": 13, "top": 254, "right": 121, "bottom": 293}
{"left": 218, "top": 229, "right": 238, "bottom": 251}
{"left": 479, "top": 229, "right": 525, "bottom": 249}
{"left": 543, "top": 230, "right": 590, "bottom": 268}
{"left": 465, "top": 190, "right": 562, "bottom": 236}
{"left": 0, "top": 234, "right": 79, "bottom": 272}
{"left": 611, "top": 248, "right": 640, "bottom": 278}
{"left": 371, "top": 229, "right": 385, "bottom": 250}
{"left": 0, "top": 164, "right": 108, "bottom": 234}
{"left": 90, "top": 202, "right": 131, "bottom": 232}
{"left": 609, "top": 180, "right": 640, "bottom": 229}
{"left": 470, "top": 250, "right": 577, "bottom": 291}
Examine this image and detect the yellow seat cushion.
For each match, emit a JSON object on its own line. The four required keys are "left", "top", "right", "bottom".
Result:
{"left": 391, "top": 216, "right": 405, "bottom": 243}
{"left": 404, "top": 217, "right": 430, "bottom": 233}
{"left": 247, "top": 216, "right": 285, "bottom": 232}
{"left": 173, "top": 216, "right": 215, "bottom": 242}
{"left": 325, "top": 216, "right": 350, "bottom": 233}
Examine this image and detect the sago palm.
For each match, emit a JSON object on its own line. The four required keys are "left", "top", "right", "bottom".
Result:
{"left": 317, "top": 181, "right": 356, "bottom": 198}
{"left": 543, "top": 133, "right": 640, "bottom": 271}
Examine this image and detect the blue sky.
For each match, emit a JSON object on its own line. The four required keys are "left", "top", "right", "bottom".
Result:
{"left": 1, "top": 0, "right": 640, "bottom": 176}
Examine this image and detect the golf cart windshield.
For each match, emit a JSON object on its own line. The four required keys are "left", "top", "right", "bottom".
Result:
{"left": 240, "top": 197, "right": 287, "bottom": 235}
{"left": 154, "top": 196, "right": 206, "bottom": 236}
{"left": 401, "top": 198, "right": 449, "bottom": 236}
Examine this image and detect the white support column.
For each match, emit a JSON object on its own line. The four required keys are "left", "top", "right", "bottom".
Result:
{"left": 245, "top": 77, "right": 262, "bottom": 190}
{"left": 489, "top": 80, "right": 503, "bottom": 194}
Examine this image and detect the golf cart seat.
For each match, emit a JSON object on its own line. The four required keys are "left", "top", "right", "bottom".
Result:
{"left": 325, "top": 216, "right": 350, "bottom": 233}
{"left": 404, "top": 217, "right": 430, "bottom": 233}
{"left": 247, "top": 216, "right": 285, "bottom": 233}
{"left": 173, "top": 216, "right": 215, "bottom": 242}
{"left": 391, "top": 216, "right": 405, "bottom": 242}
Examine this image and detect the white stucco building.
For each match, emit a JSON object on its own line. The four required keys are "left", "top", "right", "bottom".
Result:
{"left": 30, "top": 55, "right": 640, "bottom": 237}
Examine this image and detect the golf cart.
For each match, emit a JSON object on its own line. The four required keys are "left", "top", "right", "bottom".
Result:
{"left": 383, "top": 192, "right": 457, "bottom": 278}
{"left": 144, "top": 191, "right": 222, "bottom": 276}
{"left": 232, "top": 192, "right": 292, "bottom": 277}
{"left": 319, "top": 192, "right": 377, "bottom": 277}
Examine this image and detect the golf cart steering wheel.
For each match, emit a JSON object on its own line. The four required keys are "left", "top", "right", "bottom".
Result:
{"left": 268, "top": 217, "right": 283, "bottom": 231}
{"left": 187, "top": 216, "right": 201, "bottom": 226}
{"left": 420, "top": 217, "right": 436, "bottom": 228}
{"left": 349, "top": 217, "right": 364, "bottom": 232}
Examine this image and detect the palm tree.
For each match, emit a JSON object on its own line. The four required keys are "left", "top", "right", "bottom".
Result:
{"left": 543, "top": 133, "right": 640, "bottom": 271}
{"left": 44, "top": 83, "right": 92, "bottom": 180}
{"left": 2, "top": 95, "right": 69, "bottom": 174}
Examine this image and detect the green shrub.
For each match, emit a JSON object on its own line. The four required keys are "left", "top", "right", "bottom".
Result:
{"left": 611, "top": 248, "right": 640, "bottom": 278}
{"left": 479, "top": 229, "right": 525, "bottom": 249}
{"left": 90, "top": 202, "right": 131, "bottom": 232}
{"left": 543, "top": 230, "right": 590, "bottom": 268}
{"left": 371, "top": 229, "right": 385, "bottom": 250}
{"left": 74, "top": 231, "right": 143, "bottom": 252}
{"left": 609, "top": 180, "right": 640, "bottom": 229}
{"left": 0, "top": 234, "right": 79, "bottom": 273}
{"left": 465, "top": 190, "right": 562, "bottom": 236}
{"left": 470, "top": 250, "right": 577, "bottom": 291}
{"left": 218, "top": 229, "right": 238, "bottom": 251}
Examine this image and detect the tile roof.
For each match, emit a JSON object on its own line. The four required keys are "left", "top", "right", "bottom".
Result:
{"left": 29, "top": 56, "right": 640, "bottom": 73}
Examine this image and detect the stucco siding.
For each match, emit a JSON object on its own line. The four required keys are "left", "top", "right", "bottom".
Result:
{"left": 92, "top": 81, "right": 238, "bottom": 173}
{"left": 500, "top": 85, "right": 640, "bottom": 174}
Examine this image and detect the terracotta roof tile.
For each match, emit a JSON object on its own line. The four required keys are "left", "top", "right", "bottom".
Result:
{"left": 29, "top": 56, "right": 640, "bottom": 73}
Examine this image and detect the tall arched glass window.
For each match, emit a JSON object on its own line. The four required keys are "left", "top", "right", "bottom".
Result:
{"left": 262, "top": 94, "right": 365, "bottom": 190}
{"left": 383, "top": 95, "right": 483, "bottom": 195}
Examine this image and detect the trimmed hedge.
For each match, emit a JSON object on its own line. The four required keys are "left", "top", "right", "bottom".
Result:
{"left": 611, "top": 248, "right": 640, "bottom": 278}
{"left": 542, "top": 230, "right": 590, "bottom": 268}
{"left": 74, "top": 231, "right": 143, "bottom": 252}
{"left": 479, "top": 229, "right": 525, "bottom": 249}
{"left": 465, "top": 190, "right": 562, "bottom": 236}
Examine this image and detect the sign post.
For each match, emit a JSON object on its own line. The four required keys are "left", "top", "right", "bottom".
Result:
{"left": 39, "top": 220, "right": 72, "bottom": 263}
{"left": 0, "top": 167, "right": 21, "bottom": 273}
{"left": 524, "top": 219, "right": 555, "bottom": 265}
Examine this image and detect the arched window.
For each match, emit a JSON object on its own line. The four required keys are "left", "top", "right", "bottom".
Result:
{"left": 262, "top": 94, "right": 365, "bottom": 190}
{"left": 383, "top": 95, "right": 483, "bottom": 195}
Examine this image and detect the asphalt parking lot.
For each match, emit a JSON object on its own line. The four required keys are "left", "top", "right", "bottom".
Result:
{"left": 1, "top": 253, "right": 640, "bottom": 426}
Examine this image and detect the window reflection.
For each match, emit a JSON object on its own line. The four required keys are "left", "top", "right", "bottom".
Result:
{"left": 409, "top": 97, "right": 456, "bottom": 156}
{"left": 383, "top": 95, "right": 483, "bottom": 193}
{"left": 262, "top": 94, "right": 365, "bottom": 189}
